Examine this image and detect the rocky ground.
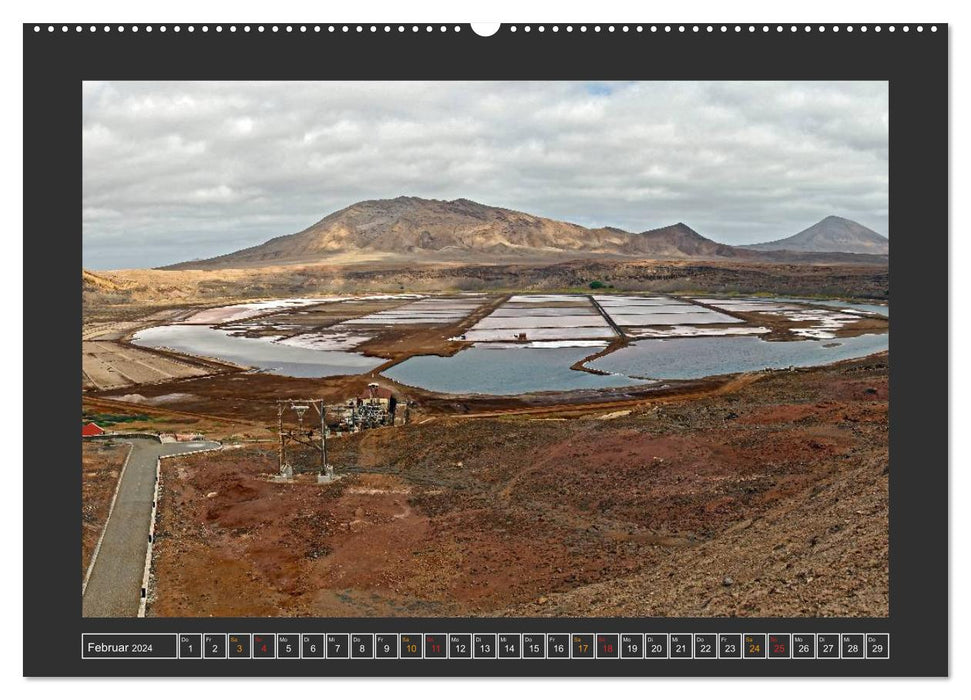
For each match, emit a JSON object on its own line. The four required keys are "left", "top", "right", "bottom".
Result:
{"left": 84, "top": 259, "right": 888, "bottom": 315}
{"left": 147, "top": 354, "right": 888, "bottom": 618}
{"left": 81, "top": 441, "right": 130, "bottom": 582}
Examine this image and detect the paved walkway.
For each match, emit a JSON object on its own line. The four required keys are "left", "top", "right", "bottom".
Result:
{"left": 82, "top": 437, "right": 220, "bottom": 617}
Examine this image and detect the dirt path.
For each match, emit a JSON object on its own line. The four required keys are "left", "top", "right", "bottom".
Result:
{"left": 587, "top": 293, "right": 627, "bottom": 340}
{"left": 82, "top": 437, "right": 220, "bottom": 617}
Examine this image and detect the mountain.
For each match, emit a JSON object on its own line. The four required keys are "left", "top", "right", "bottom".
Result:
{"left": 164, "top": 197, "right": 750, "bottom": 270}
{"left": 631, "top": 222, "right": 750, "bottom": 259}
{"left": 740, "top": 216, "right": 888, "bottom": 255}
{"left": 162, "top": 198, "right": 886, "bottom": 270}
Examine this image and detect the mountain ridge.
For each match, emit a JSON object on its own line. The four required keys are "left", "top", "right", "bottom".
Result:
{"left": 162, "top": 197, "right": 886, "bottom": 270}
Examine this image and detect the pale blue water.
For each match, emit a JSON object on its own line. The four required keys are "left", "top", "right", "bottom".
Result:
{"left": 587, "top": 333, "right": 889, "bottom": 381}
{"left": 130, "top": 296, "right": 889, "bottom": 391}
{"left": 383, "top": 347, "right": 646, "bottom": 395}
{"left": 131, "top": 324, "right": 385, "bottom": 378}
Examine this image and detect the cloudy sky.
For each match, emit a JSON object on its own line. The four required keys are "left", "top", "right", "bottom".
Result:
{"left": 83, "top": 81, "right": 888, "bottom": 270}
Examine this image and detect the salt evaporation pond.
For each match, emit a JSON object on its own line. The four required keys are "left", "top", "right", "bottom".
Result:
{"left": 697, "top": 297, "right": 888, "bottom": 318}
{"left": 738, "top": 297, "right": 888, "bottom": 318}
{"left": 382, "top": 347, "right": 646, "bottom": 395}
{"left": 130, "top": 295, "right": 889, "bottom": 391}
{"left": 131, "top": 324, "right": 384, "bottom": 378}
{"left": 587, "top": 333, "right": 889, "bottom": 381}
{"left": 806, "top": 300, "right": 889, "bottom": 317}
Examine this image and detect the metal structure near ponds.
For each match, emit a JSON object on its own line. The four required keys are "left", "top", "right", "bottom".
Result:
{"left": 276, "top": 398, "right": 331, "bottom": 480}
{"left": 275, "top": 386, "right": 397, "bottom": 481}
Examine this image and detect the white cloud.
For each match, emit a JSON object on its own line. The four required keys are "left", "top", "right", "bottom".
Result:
{"left": 82, "top": 80, "right": 888, "bottom": 269}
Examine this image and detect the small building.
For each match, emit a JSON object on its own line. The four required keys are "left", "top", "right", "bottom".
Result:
{"left": 355, "top": 384, "right": 397, "bottom": 425}
{"left": 332, "top": 386, "right": 398, "bottom": 431}
{"left": 82, "top": 422, "right": 105, "bottom": 437}
{"left": 358, "top": 385, "right": 395, "bottom": 410}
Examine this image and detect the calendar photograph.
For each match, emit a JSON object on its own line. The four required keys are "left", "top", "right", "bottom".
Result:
{"left": 80, "top": 79, "right": 889, "bottom": 619}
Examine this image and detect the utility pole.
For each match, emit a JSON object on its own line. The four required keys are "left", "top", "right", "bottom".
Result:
{"left": 312, "top": 401, "right": 327, "bottom": 471}
{"left": 277, "top": 403, "right": 285, "bottom": 474}
{"left": 276, "top": 398, "right": 328, "bottom": 478}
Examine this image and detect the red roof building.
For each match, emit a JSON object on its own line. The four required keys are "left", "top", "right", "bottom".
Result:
{"left": 358, "top": 386, "right": 394, "bottom": 401}
{"left": 82, "top": 422, "right": 105, "bottom": 437}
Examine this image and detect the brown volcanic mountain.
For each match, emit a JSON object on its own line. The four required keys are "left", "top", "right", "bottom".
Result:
{"left": 631, "top": 222, "right": 750, "bottom": 258}
{"left": 164, "top": 197, "right": 753, "bottom": 270}
{"left": 163, "top": 197, "right": 886, "bottom": 270}
{"left": 741, "top": 215, "right": 888, "bottom": 255}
